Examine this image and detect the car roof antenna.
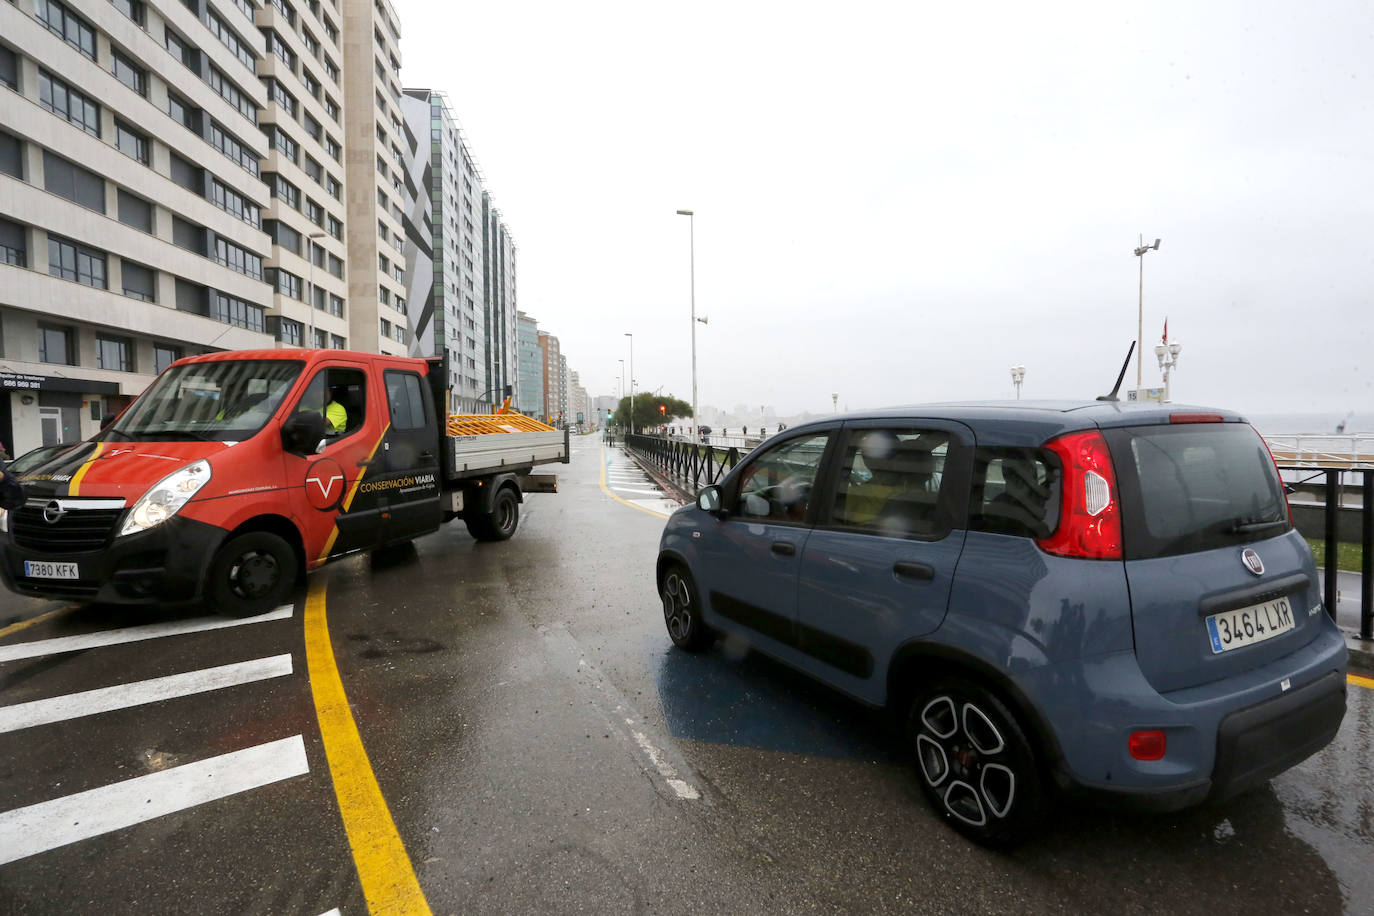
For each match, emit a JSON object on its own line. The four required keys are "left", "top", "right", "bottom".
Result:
{"left": 1096, "top": 342, "right": 1136, "bottom": 402}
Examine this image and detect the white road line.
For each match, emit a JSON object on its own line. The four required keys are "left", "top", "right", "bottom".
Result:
{"left": 0, "top": 735, "right": 310, "bottom": 865}
{"left": 630, "top": 728, "right": 700, "bottom": 800}
{"left": 613, "top": 488, "right": 663, "bottom": 496}
{"left": 0, "top": 605, "right": 294, "bottom": 664}
{"left": 0, "top": 655, "right": 294, "bottom": 734}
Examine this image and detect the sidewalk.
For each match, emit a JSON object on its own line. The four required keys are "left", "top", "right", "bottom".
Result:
{"left": 1321, "top": 569, "right": 1374, "bottom": 673}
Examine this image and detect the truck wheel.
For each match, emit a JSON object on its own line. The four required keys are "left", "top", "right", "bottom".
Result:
{"left": 207, "top": 531, "right": 297, "bottom": 617}
{"left": 464, "top": 487, "right": 519, "bottom": 542}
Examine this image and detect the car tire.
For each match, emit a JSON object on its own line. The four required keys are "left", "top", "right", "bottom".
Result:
{"left": 661, "top": 564, "right": 713, "bottom": 651}
{"left": 907, "top": 677, "right": 1049, "bottom": 847}
{"left": 206, "top": 531, "right": 297, "bottom": 618}
{"left": 465, "top": 487, "right": 519, "bottom": 542}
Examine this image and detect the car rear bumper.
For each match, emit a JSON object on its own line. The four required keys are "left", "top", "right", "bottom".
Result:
{"left": 0, "top": 517, "right": 225, "bottom": 605}
{"left": 1032, "top": 624, "right": 1348, "bottom": 811}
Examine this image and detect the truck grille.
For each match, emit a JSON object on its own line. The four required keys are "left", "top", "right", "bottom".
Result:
{"left": 13, "top": 501, "right": 125, "bottom": 553}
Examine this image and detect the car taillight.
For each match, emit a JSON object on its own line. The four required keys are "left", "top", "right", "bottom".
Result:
{"left": 1037, "top": 430, "right": 1123, "bottom": 560}
{"left": 1254, "top": 424, "right": 1295, "bottom": 527}
{"left": 1128, "top": 730, "right": 1167, "bottom": 761}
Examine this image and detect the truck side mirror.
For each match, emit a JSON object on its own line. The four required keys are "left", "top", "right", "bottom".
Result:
{"left": 282, "top": 410, "right": 327, "bottom": 456}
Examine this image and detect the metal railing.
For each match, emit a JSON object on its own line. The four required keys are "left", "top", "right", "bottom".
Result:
{"left": 625, "top": 433, "right": 744, "bottom": 500}
{"left": 1265, "top": 434, "right": 1374, "bottom": 471}
{"left": 1277, "top": 465, "right": 1371, "bottom": 640}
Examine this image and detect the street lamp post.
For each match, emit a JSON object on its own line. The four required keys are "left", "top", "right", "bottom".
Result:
{"left": 1133, "top": 235, "right": 1161, "bottom": 388}
{"left": 676, "top": 209, "right": 707, "bottom": 438}
{"left": 832, "top": 393, "right": 838, "bottom": 413}
{"left": 624, "top": 332, "right": 634, "bottom": 434}
{"left": 1010, "top": 365, "right": 1026, "bottom": 399}
{"left": 618, "top": 359, "right": 625, "bottom": 404}
{"left": 1154, "top": 337, "right": 1182, "bottom": 402}
{"left": 307, "top": 230, "right": 327, "bottom": 348}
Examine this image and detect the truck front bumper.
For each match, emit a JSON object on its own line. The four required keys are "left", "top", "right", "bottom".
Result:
{"left": 0, "top": 516, "right": 226, "bottom": 605}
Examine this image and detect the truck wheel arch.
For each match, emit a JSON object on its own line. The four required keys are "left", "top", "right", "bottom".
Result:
{"left": 217, "top": 514, "right": 307, "bottom": 584}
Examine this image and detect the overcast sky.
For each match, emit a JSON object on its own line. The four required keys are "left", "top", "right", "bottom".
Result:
{"left": 393, "top": 0, "right": 1374, "bottom": 423}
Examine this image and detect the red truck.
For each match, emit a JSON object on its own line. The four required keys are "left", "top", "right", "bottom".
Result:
{"left": 1, "top": 349, "right": 567, "bottom": 615}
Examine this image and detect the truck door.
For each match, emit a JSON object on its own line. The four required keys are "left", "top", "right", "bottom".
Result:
{"left": 380, "top": 368, "right": 442, "bottom": 544}
{"left": 288, "top": 364, "right": 383, "bottom": 562}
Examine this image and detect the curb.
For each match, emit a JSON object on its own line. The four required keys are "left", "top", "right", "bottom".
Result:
{"left": 1342, "top": 630, "right": 1374, "bottom": 674}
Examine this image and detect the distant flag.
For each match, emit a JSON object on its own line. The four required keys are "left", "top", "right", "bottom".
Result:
{"left": 1162, "top": 317, "right": 1168, "bottom": 343}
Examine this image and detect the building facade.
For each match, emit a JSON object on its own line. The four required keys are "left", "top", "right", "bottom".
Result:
{"left": 0, "top": 0, "right": 279, "bottom": 453}
{"left": 537, "top": 329, "right": 562, "bottom": 425}
{"left": 515, "top": 310, "right": 540, "bottom": 417}
{"left": 340, "top": 0, "right": 407, "bottom": 356}
{"left": 481, "top": 190, "right": 515, "bottom": 412}
{"left": 399, "top": 87, "right": 491, "bottom": 412}
{"left": 256, "top": 0, "right": 350, "bottom": 351}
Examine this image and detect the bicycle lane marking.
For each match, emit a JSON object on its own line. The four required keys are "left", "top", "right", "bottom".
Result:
{"left": 600, "top": 446, "right": 670, "bottom": 519}
{"left": 304, "top": 576, "right": 431, "bottom": 915}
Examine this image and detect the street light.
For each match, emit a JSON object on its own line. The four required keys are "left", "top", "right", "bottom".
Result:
{"left": 624, "top": 332, "right": 634, "bottom": 434}
{"left": 307, "top": 230, "right": 327, "bottom": 349}
{"left": 1154, "top": 335, "right": 1182, "bottom": 402}
{"left": 677, "top": 209, "right": 707, "bottom": 438}
{"left": 832, "top": 392, "right": 838, "bottom": 412}
{"left": 618, "top": 359, "right": 625, "bottom": 404}
{"left": 1010, "top": 365, "right": 1026, "bottom": 399}
{"left": 1133, "top": 235, "right": 1161, "bottom": 388}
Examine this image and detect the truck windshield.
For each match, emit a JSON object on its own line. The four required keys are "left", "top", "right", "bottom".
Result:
{"left": 108, "top": 360, "right": 305, "bottom": 442}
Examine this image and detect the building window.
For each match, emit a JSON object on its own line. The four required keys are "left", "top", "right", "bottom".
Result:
{"left": 0, "top": 129, "right": 22, "bottom": 180}
{"left": 37, "top": 0, "right": 96, "bottom": 61}
{"left": 154, "top": 344, "right": 181, "bottom": 374}
{"left": 164, "top": 27, "right": 200, "bottom": 72}
{"left": 330, "top": 334, "right": 345, "bottom": 349}
{"left": 48, "top": 235, "right": 106, "bottom": 288}
{"left": 325, "top": 135, "right": 341, "bottom": 162}
{"left": 172, "top": 216, "right": 206, "bottom": 255}
{"left": 324, "top": 95, "right": 339, "bottom": 122}
{"left": 169, "top": 152, "right": 205, "bottom": 194}
{"left": 302, "top": 68, "right": 320, "bottom": 100}
{"left": 265, "top": 29, "right": 296, "bottom": 69}
{"left": 277, "top": 317, "right": 302, "bottom": 346}
{"left": 116, "top": 189, "right": 153, "bottom": 232}
{"left": 0, "top": 217, "right": 26, "bottom": 267}
{"left": 111, "top": 0, "right": 146, "bottom": 27}
{"left": 206, "top": 9, "right": 255, "bottom": 72}
{"left": 303, "top": 155, "right": 322, "bottom": 184}
{"left": 266, "top": 267, "right": 301, "bottom": 299}
{"left": 380, "top": 317, "right": 391, "bottom": 339}
{"left": 210, "top": 179, "right": 261, "bottom": 228}
{"left": 210, "top": 291, "right": 265, "bottom": 331}
{"left": 121, "top": 260, "right": 156, "bottom": 301}
{"left": 167, "top": 92, "right": 202, "bottom": 133}
{"left": 323, "top": 55, "right": 339, "bottom": 84}
{"left": 379, "top": 286, "right": 389, "bottom": 305}
{"left": 39, "top": 70, "right": 100, "bottom": 137}
{"left": 39, "top": 325, "right": 75, "bottom": 365}
{"left": 97, "top": 335, "right": 133, "bottom": 371}
{"left": 327, "top": 254, "right": 342, "bottom": 278}
{"left": 208, "top": 65, "right": 257, "bottom": 124}
{"left": 111, "top": 48, "right": 147, "bottom": 97}
{"left": 305, "top": 198, "right": 323, "bottom": 226}
{"left": 270, "top": 174, "right": 300, "bottom": 209}
{"left": 268, "top": 0, "right": 295, "bottom": 26}
{"left": 303, "top": 114, "right": 322, "bottom": 142}
{"left": 329, "top": 294, "right": 343, "bottom": 317}
{"left": 114, "top": 120, "right": 149, "bottom": 164}
{"left": 210, "top": 121, "right": 258, "bottom": 177}
{"left": 269, "top": 125, "right": 299, "bottom": 163}
{"left": 264, "top": 78, "right": 297, "bottom": 117}
{"left": 326, "top": 175, "right": 340, "bottom": 200}
{"left": 43, "top": 152, "right": 105, "bottom": 213}
{"left": 213, "top": 236, "right": 264, "bottom": 280}
{"left": 326, "top": 215, "right": 342, "bottom": 240}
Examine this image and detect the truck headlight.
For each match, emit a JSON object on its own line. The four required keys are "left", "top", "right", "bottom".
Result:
{"left": 119, "top": 460, "right": 211, "bottom": 537}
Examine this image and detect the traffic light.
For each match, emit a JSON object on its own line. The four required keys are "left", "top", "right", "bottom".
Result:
{"left": 659, "top": 404, "right": 666, "bottom": 416}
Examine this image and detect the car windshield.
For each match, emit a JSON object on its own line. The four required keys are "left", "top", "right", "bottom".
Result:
{"left": 1105, "top": 423, "right": 1290, "bottom": 559}
{"left": 108, "top": 360, "right": 305, "bottom": 443}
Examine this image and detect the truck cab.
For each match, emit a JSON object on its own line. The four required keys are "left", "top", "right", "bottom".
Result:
{"left": 0, "top": 349, "right": 561, "bottom": 616}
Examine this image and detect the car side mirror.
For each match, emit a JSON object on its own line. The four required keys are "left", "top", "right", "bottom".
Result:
{"left": 697, "top": 484, "right": 727, "bottom": 518}
{"left": 282, "top": 410, "right": 327, "bottom": 456}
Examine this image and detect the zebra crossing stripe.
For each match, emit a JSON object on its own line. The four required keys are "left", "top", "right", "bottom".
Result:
{"left": 0, "top": 605, "right": 294, "bottom": 664}
{"left": 0, "top": 655, "right": 294, "bottom": 734}
{"left": 0, "top": 735, "right": 310, "bottom": 865}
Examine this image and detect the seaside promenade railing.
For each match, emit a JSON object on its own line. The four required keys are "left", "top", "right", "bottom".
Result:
{"left": 624, "top": 433, "right": 745, "bottom": 500}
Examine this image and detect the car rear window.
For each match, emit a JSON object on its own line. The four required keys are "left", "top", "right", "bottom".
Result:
{"left": 1104, "top": 423, "right": 1289, "bottom": 560}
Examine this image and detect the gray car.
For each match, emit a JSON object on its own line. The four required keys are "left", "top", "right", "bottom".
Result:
{"left": 656, "top": 401, "right": 1347, "bottom": 846}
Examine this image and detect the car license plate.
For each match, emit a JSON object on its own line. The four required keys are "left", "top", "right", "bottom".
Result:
{"left": 1205, "top": 596, "right": 1294, "bottom": 653}
{"left": 23, "top": 561, "right": 79, "bottom": 580}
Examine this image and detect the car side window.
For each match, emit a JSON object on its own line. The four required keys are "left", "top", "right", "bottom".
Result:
{"left": 733, "top": 433, "right": 829, "bottom": 523}
{"left": 383, "top": 370, "right": 429, "bottom": 430}
{"left": 294, "top": 367, "right": 367, "bottom": 439}
{"left": 832, "top": 429, "right": 949, "bottom": 538}
{"left": 968, "top": 447, "right": 1060, "bottom": 539}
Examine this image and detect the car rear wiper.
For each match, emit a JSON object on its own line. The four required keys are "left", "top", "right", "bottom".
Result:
{"left": 1227, "top": 517, "right": 1288, "bottom": 534}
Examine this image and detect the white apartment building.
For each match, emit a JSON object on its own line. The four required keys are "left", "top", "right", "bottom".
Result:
{"left": 0, "top": 0, "right": 277, "bottom": 454}
{"left": 481, "top": 190, "right": 516, "bottom": 410}
{"left": 255, "top": 0, "right": 350, "bottom": 350}
{"left": 340, "top": 0, "right": 407, "bottom": 356}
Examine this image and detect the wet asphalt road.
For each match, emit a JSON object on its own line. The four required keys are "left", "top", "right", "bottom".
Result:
{"left": 0, "top": 434, "right": 1372, "bottom": 914}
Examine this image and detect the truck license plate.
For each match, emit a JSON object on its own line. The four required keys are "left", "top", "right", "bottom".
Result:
{"left": 1205, "top": 596, "right": 1294, "bottom": 653}
{"left": 23, "top": 561, "right": 79, "bottom": 580}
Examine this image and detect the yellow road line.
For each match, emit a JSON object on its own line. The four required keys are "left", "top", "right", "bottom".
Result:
{"left": 303, "top": 577, "right": 431, "bottom": 915}
{"left": 1350, "top": 673, "right": 1374, "bottom": 690}
{"left": 0, "top": 604, "right": 78, "bottom": 641}
{"left": 600, "top": 446, "right": 670, "bottom": 519}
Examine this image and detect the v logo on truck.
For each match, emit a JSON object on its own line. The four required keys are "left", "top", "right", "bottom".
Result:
{"left": 305, "top": 458, "right": 348, "bottom": 512}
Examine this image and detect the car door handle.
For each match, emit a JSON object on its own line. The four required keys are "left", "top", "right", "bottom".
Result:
{"left": 893, "top": 561, "right": 935, "bottom": 581}
{"left": 771, "top": 541, "right": 796, "bottom": 556}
